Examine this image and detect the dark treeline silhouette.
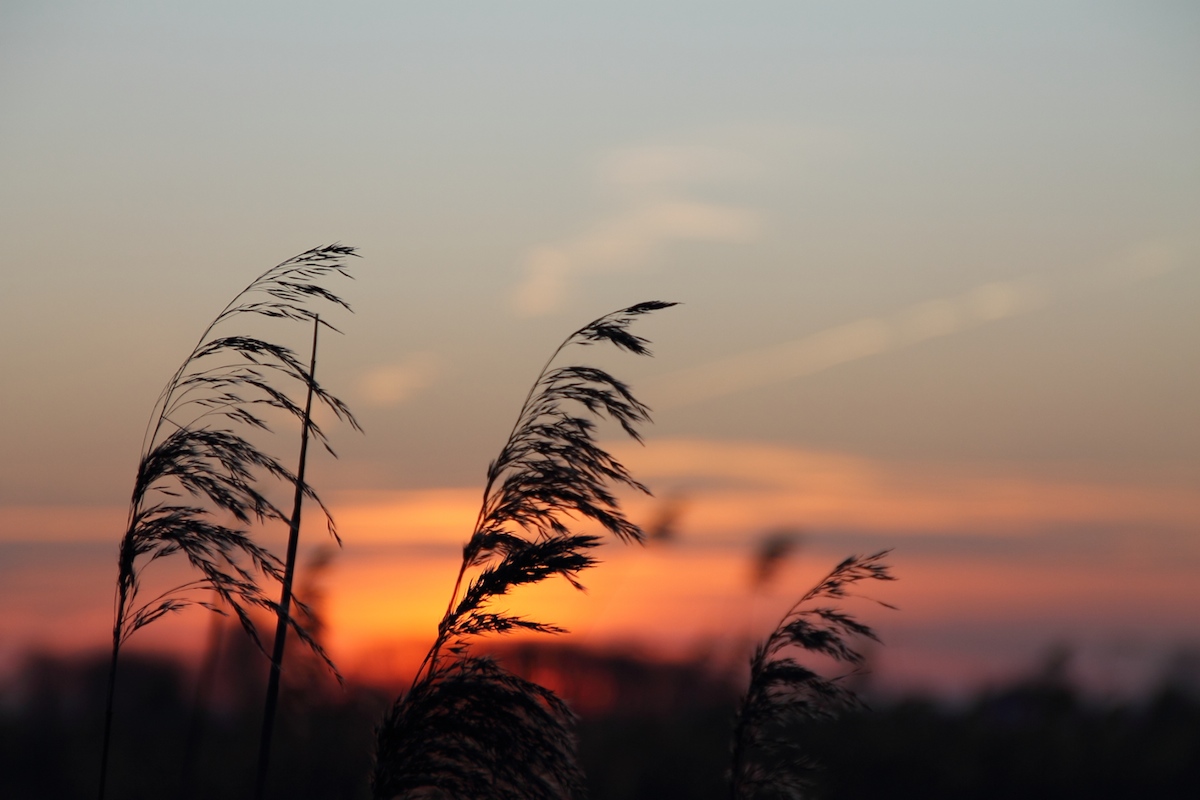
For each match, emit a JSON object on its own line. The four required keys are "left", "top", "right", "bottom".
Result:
{"left": 3, "top": 643, "right": 1197, "bottom": 800}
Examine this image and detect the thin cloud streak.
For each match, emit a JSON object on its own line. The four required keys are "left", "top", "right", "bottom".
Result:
{"left": 10, "top": 433, "right": 1196, "bottom": 545}
{"left": 613, "top": 438, "right": 1200, "bottom": 539}
{"left": 645, "top": 235, "right": 1196, "bottom": 409}
{"left": 647, "top": 280, "right": 1047, "bottom": 409}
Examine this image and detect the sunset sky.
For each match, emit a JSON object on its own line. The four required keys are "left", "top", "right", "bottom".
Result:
{"left": 2, "top": 1, "right": 1198, "bottom": 698}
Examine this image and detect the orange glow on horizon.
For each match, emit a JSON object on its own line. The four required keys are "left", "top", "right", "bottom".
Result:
{"left": 613, "top": 439, "right": 1200, "bottom": 536}
{"left": 3, "top": 438, "right": 1197, "bottom": 695}
{"left": 329, "top": 487, "right": 480, "bottom": 544}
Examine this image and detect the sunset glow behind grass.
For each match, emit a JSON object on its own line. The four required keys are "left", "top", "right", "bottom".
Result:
{"left": 2, "top": 2, "right": 1197, "bottom": 715}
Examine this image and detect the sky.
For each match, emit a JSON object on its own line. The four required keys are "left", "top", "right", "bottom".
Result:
{"left": 1, "top": 1, "right": 1198, "bottom": 699}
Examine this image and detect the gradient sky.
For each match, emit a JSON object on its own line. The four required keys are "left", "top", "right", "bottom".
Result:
{"left": 2, "top": 1, "right": 1198, "bottom": 697}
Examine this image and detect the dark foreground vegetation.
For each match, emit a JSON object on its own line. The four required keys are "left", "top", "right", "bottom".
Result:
{"left": 3, "top": 644, "right": 1197, "bottom": 800}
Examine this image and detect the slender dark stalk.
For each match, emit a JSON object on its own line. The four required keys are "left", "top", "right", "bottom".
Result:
{"left": 98, "top": 610, "right": 122, "bottom": 800}
{"left": 255, "top": 315, "right": 319, "bottom": 800}
{"left": 180, "top": 609, "right": 226, "bottom": 800}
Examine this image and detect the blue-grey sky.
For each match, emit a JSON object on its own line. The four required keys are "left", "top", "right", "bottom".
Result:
{"left": 2, "top": 0, "right": 1197, "bottom": 498}
{"left": 2, "top": 1, "right": 1199, "bottom": 695}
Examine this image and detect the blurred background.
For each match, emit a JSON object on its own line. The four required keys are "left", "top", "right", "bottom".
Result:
{"left": 1, "top": 1, "right": 1198, "bottom": 797}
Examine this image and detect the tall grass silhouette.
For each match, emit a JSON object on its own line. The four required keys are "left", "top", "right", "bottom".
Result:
{"left": 100, "top": 245, "right": 359, "bottom": 800}
{"left": 371, "top": 301, "right": 676, "bottom": 800}
{"left": 729, "top": 550, "right": 894, "bottom": 799}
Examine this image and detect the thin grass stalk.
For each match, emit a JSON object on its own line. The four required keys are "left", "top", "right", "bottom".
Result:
{"left": 99, "top": 532, "right": 143, "bottom": 800}
{"left": 98, "top": 617, "right": 122, "bottom": 800}
{"left": 180, "top": 608, "right": 227, "bottom": 800}
{"left": 255, "top": 314, "right": 320, "bottom": 800}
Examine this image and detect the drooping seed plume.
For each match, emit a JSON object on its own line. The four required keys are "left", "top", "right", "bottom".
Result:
{"left": 100, "top": 245, "right": 359, "bottom": 800}
{"left": 730, "top": 550, "right": 895, "bottom": 800}
{"left": 371, "top": 301, "right": 676, "bottom": 800}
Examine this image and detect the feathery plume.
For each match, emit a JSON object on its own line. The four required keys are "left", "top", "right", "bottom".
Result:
{"left": 100, "top": 245, "right": 359, "bottom": 800}
{"left": 730, "top": 550, "right": 894, "bottom": 800}
{"left": 372, "top": 301, "right": 676, "bottom": 800}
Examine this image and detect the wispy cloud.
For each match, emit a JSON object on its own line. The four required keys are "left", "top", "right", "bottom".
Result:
{"left": 1102, "top": 237, "right": 1191, "bottom": 287}
{"left": 595, "top": 144, "right": 757, "bottom": 189}
{"left": 511, "top": 145, "right": 762, "bottom": 316}
{"left": 643, "top": 233, "right": 1196, "bottom": 409}
{"left": 646, "top": 279, "right": 1047, "bottom": 408}
{"left": 357, "top": 352, "right": 442, "bottom": 408}
{"left": 308, "top": 436, "right": 1200, "bottom": 546}
{"left": 610, "top": 437, "right": 1200, "bottom": 540}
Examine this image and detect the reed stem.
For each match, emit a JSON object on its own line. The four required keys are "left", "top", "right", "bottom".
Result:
{"left": 97, "top": 618, "right": 121, "bottom": 800}
{"left": 254, "top": 315, "right": 319, "bottom": 800}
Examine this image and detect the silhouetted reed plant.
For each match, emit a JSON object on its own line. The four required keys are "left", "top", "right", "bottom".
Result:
{"left": 729, "top": 551, "right": 894, "bottom": 800}
{"left": 371, "top": 301, "right": 676, "bottom": 800}
{"left": 100, "top": 245, "right": 359, "bottom": 800}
